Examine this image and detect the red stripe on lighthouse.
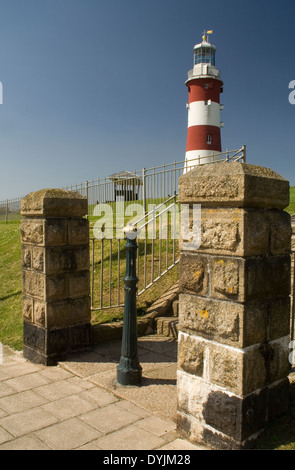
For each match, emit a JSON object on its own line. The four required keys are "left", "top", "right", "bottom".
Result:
{"left": 186, "top": 125, "right": 221, "bottom": 152}
{"left": 187, "top": 78, "right": 223, "bottom": 104}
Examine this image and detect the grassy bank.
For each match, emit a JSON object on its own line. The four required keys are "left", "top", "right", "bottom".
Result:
{"left": 0, "top": 222, "right": 23, "bottom": 350}
{"left": 0, "top": 220, "right": 179, "bottom": 348}
{"left": 286, "top": 187, "right": 295, "bottom": 215}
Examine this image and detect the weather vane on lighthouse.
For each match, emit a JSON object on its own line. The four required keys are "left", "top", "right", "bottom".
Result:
{"left": 202, "top": 29, "right": 213, "bottom": 41}
{"left": 184, "top": 30, "right": 224, "bottom": 171}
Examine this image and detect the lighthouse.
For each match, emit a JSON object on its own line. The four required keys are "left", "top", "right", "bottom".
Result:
{"left": 184, "top": 31, "right": 223, "bottom": 171}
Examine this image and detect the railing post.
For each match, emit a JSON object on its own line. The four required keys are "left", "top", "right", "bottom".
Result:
{"left": 117, "top": 225, "right": 142, "bottom": 386}
{"left": 85, "top": 181, "right": 89, "bottom": 219}
{"left": 142, "top": 167, "right": 146, "bottom": 215}
{"left": 5, "top": 199, "right": 8, "bottom": 224}
{"left": 163, "top": 162, "right": 166, "bottom": 200}
{"left": 242, "top": 144, "right": 246, "bottom": 162}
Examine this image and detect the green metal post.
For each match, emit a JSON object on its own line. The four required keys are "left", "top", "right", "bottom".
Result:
{"left": 117, "top": 226, "right": 142, "bottom": 386}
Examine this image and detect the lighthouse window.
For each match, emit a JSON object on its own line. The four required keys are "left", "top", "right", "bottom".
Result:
{"left": 194, "top": 49, "right": 210, "bottom": 64}
{"left": 194, "top": 47, "right": 215, "bottom": 66}
{"left": 207, "top": 135, "right": 212, "bottom": 144}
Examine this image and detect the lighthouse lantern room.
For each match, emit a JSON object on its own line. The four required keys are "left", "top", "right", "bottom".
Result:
{"left": 185, "top": 31, "right": 224, "bottom": 171}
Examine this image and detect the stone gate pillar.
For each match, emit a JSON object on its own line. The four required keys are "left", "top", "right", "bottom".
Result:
{"left": 21, "top": 189, "right": 91, "bottom": 366}
{"left": 177, "top": 162, "right": 292, "bottom": 449}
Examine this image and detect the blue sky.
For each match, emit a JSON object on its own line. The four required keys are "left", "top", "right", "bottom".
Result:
{"left": 0, "top": 0, "right": 295, "bottom": 200}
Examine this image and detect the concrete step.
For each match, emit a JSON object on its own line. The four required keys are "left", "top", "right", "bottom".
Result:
{"left": 156, "top": 316, "right": 179, "bottom": 340}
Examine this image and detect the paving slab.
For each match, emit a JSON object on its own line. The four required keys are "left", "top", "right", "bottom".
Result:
{"left": 34, "top": 417, "right": 102, "bottom": 450}
{"left": 102, "top": 375, "right": 178, "bottom": 421}
{"left": 158, "top": 439, "right": 208, "bottom": 451}
{"left": 0, "top": 363, "right": 43, "bottom": 378}
{"left": 0, "top": 390, "right": 49, "bottom": 414}
{"left": 93, "top": 423, "right": 168, "bottom": 451}
{"left": 40, "top": 394, "right": 99, "bottom": 420}
{"left": 0, "top": 336, "right": 209, "bottom": 451}
{"left": 0, "top": 434, "right": 51, "bottom": 450}
{"left": 79, "top": 402, "right": 144, "bottom": 434}
{"left": 77, "top": 386, "right": 119, "bottom": 407}
{"left": 0, "top": 426, "right": 13, "bottom": 445}
{"left": 135, "top": 415, "right": 177, "bottom": 437}
{"left": 33, "top": 379, "right": 87, "bottom": 401}
{"left": 0, "top": 381, "right": 16, "bottom": 399}
{"left": 0, "top": 407, "right": 59, "bottom": 437}
{"left": 62, "top": 335, "right": 179, "bottom": 421}
{"left": 0, "top": 408, "right": 7, "bottom": 418}
{"left": 4, "top": 371, "right": 52, "bottom": 393}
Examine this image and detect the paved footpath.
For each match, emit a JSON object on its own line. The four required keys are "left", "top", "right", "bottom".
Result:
{"left": 0, "top": 336, "right": 207, "bottom": 451}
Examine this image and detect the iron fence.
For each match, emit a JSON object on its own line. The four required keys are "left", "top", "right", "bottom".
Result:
{"left": 90, "top": 194, "right": 180, "bottom": 312}
{"left": 0, "top": 198, "right": 22, "bottom": 223}
{"left": 0, "top": 147, "right": 246, "bottom": 315}
{"left": 0, "top": 147, "right": 246, "bottom": 223}
{"left": 89, "top": 146, "right": 246, "bottom": 312}
{"left": 66, "top": 146, "right": 246, "bottom": 216}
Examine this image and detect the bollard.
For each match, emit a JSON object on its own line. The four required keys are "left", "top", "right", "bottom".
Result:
{"left": 117, "top": 226, "right": 142, "bottom": 386}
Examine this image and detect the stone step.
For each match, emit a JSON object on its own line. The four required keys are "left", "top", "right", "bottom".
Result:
{"left": 156, "top": 317, "right": 179, "bottom": 340}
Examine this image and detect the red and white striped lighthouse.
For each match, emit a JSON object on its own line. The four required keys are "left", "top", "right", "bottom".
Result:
{"left": 185, "top": 31, "right": 224, "bottom": 171}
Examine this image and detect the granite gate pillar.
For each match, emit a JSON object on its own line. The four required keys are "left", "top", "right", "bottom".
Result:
{"left": 21, "top": 189, "right": 91, "bottom": 366}
{"left": 177, "top": 162, "right": 292, "bottom": 449}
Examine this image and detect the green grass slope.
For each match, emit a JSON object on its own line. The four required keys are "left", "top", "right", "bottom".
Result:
{"left": 0, "top": 222, "right": 23, "bottom": 350}
{"left": 286, "top": 187, "right": 295, "bottom": 215}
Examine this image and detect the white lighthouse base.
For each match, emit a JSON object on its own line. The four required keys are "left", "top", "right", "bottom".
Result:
{"left": 184, "top": 150, "right": 221, "bottom": 173}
